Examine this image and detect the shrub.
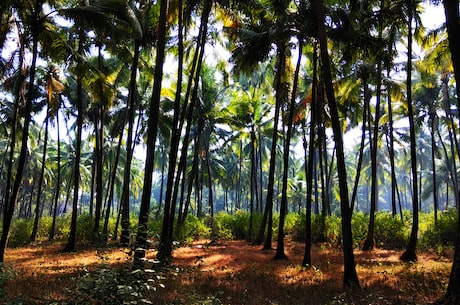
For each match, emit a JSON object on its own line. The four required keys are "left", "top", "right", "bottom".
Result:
{"left": 8, "top": 218, "right": 33, "bottom": 247}
{"left": 351, "top": 211, "right": 369, "bottom": 247}
{"left": 419, "top": 208, "right": 458, "bottom": 250}
{"left": 0, "top": 263, "right": 17, "bottom": 302}
{"left": 76, "top": 214, "right": 97, "bottom": 242}
{"left": 292, "top": 212, "right": 341, "bottom": 244}
{"left": 215, "top": 210, "right": 249, "bottom": 240}
{"left": 284, "top": 213, "right": 298, "bottom": 236}
{"left": 72, "top": 257, "right": 164, "bottom": 305}
{"left": 175, "top": 215, "right": 210, "bottom": 243}
{"left": 374, "top": 212, "right": 408, "bottom": 249}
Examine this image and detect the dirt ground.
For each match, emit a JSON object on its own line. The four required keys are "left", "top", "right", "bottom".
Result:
{"left": 4, "top": 239, "right": 453, "bottom": 304}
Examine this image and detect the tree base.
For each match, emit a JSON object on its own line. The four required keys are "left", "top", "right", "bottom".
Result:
{"left": 362, "top": 237, "right": 375, "bottom": 251}
{"left": 400, "top": 250, "right": 417, "bottom": 262}
{"left": 274, "top": 252, "right": 288, "bottom": 260}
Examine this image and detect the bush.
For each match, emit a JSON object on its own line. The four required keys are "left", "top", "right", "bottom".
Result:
{"left": 72, "top": 256, "right": 164, "bottom": 305}
{"left": 351, "top": 211, "right": 369, "bottom": 247}
{"left": 76, "top": 214, "right": 97, "bottom": 242}
{"left": 175, "top": 215, "right": 210, "bottom": 243}
{"left": 0, "top": 263, "right": 17, "bottom": 302}
{"left": 374, "top": 212, "right": 408, "bottom": 249}
{"left": 8, "top": 218, "right": 33, "bottom": 247}
{"left": 419, "top": 208, "right": 458, "bottom": 250}
{"left": 292, "top": 212, "right": 341, "bottom": 244}
{"left": 215, "top": 210, "right": 247, "bottom": 239}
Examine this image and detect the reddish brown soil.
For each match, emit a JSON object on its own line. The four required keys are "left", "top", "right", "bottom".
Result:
{"left": 4, "top": 239, "right": 453, "bottom": 304}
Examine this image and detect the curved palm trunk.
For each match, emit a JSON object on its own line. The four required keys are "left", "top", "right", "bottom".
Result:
{"left": 64, "top": 24, "right": 85, "bottom": 253}
{"left": 401, "top": 2, "right": 418, "bottom": 262}
{"left": 314, "top": 0, "right": 360, "bottom": 287}
{"left": 434, "top": 0, "right": 460, "bottom": 302}
{"left": 135, "top": 0, "right": 168, "bottom": 266}
{"left": 363, "top": 59, "right": 383, "bottom": 251}
{"left": 119, "top": 39, "right": 141, "bottom": 246}
{"left": 385, "top": 73, "right": 400, "bottom": 219}
{"left": 441, "top": 75, "right": 460, "bottom": 205}
{"left": 275, "top": 40, "right": 302, "bottom": 260}
{"left": 160, "top": 0, "right": 183, "bottom": 229}
{"left": 174, "top": 0, "right": 211, "bottom": 226}
{"left": 174, "top": 0, "right": 211, "bottom": 228}
{"left": 350, "top": 71, "right": 369, "bottom": 212}
{"left": 158, "top": 1, "right": 212, "bottom": 264}
{"left": 260, "top": 48, "right": 285, "bottom": 251}
{"left": 50, "top": 111, "right": 62, "bottom": 240}
{"left": 430, "top": 112, "right": 439, "bottom": 224}
{"left": 93, "top": 46, "right": 105, "bottom": 236}
{"left": 103, "top": 132, "right": 123, "bottom": 241}
{"left": 0, "top": 0, "right": 42, "bottom": 261}
{"left": 303, "top": 42, "right": 318, "bottom": 267}
{"left": 31, "top": 112, "right": 50, "bottom": 242}
{"left": 248, "top": 128, "right": 257, "bottom": 240}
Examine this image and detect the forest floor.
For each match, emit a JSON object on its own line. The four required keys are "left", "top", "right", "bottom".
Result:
{"left": 3, "top": 239, "right": 453, "bottom": 305}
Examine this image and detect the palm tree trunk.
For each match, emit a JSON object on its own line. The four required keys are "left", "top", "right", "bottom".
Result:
{"left": 363, "top": 58, "right": 383, "bottom": 251}
{"left": 261, "top": 47, "right": 285, "bottom": 251}
{"left": 385, "top": 73, "right": 400, "bottom": 218}
{"left": 351, "top": 68, "right": 369, "bottom": 212}
{"left": 103, "top": 132, "right": 123, "bottom": 241}
{"left": 63, "top": 26, "right": 85, "bottom": 253}
{"left": 93, "top": 45, "right": 105, "bottom": 236}
{"left": 303, "top": 42, "right": 318, "bottom": 267}
{"left": 0, "top": 0, "right": 42, "bottom": 261}
{"left": 434, "top": 0, "right": 460, "bottom": 301}
{"left": 31, "top": 111, "right": 50, "bottom": 242}
{"left": 429, "top": 114, "right": 439, "bottom": 225}
{"left": 135, "top": 0, "right": 168, "bottom": 266}
{"left": 163, "top": 0, "right": 184, "bottom": 226}
{"left": 275, "top": 40, "right": 302, "bottom": 260}
{"left": 401, "top": 0, "right": 418, "bottom": 262}
{"left": 50, "top": 110, "right": 62, "bottom": 240}
{"left": 119, "top": 39, "right": 141, "bottom": 246}
{"left": 314, "top": 0, "right": 360, "bottom": 287}
{"left": 248, "top": 128, "right": 257, "bottom": 240}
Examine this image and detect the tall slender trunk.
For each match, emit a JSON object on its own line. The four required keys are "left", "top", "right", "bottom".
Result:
{"left": 173, "top": 0, "right": 211, "bottom": 230}
{"left": 135, "top": 0, "right": 168, "bottom": 266}
{"left": 119, "top": 38, "right": 141, "bottom": 245}
{"left": 63, "top": 26, "right": 85, "bottom": 253}
{"left": 103, "top": 132, "right": 123, "bottom": 241}
{"left": 303, "top": 42, "right": 318, "bottom": 267}
{"left": 435, "top": 0, "right": 460, "bottom": 301}
{"left": 401, "top": 1, "right": 418, "bottom": 262}
{"left": 275, "top": 40, "right": 302, "bottom": 260}
{"left": 261, "top": 47, "right": 285, "bottom": 251}
{"left": 441, "top": 75, "right": 459, "bottom": 205}
{"left": 0, "top": 0, "right": 42, "bottom": 261}
{"left": 386, "top": 65, "right": 400, "bottom": 218}
{"left": 248, "top": 127, "right": 257, "bottom": 240}
{"left": 93, "top": 45, "right": 105, "bottom": 235}
{"left": 428, "top": 111, "right": 439, "bottom": 225}
{"left": 363, "top": 58, "right": 383, "bottom": 251}
{"left": 173, "top": 0, "right": 210, "bottom": 228}
{"left": 50, "top": 110, "right": 62, "bottom": 240}
{"left": 31, "top": 112, "right": 50, "bottom": 242}
{"left": 163, "top": 0, "right": 184, "bottom": 226}
{"left": 314, "top": 0, "right": 360, "bottom": 287}
{"left": 351, "top": 69, "right": 369, "bottom": 212}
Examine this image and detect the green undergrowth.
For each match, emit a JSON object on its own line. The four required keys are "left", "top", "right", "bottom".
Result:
{"left": 1, "top": 209, "right": 457, "bottom": 251}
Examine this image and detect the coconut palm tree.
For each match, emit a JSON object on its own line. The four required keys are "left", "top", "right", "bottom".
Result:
{"left": 0, "top": 0, "right": 47, "bottom": 262}
{"left": 135, "top": 0, "right": 168, "bottom": 266}
{"left": 433, "top": 0, "right": 460, "bottom": 302}
{"left": 314, "top": 0, "right": 360, "bottom": 287}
